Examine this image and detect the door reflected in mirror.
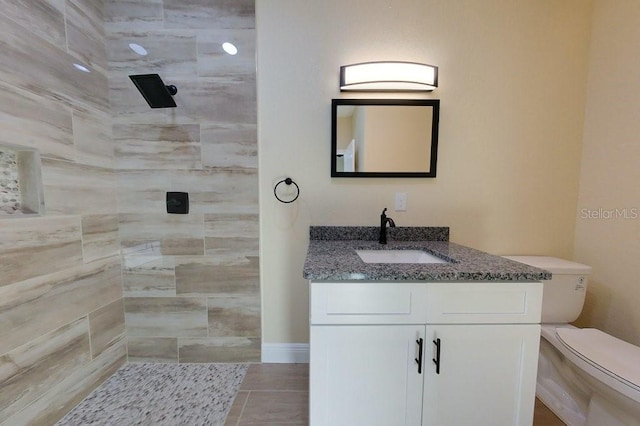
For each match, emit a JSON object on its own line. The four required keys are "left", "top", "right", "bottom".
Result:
{"left": 331, "top": 99, "right": 440, "bottom": 177}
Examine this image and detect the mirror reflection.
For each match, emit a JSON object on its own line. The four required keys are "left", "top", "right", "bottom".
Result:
{"left": 331, "top": 99, "right": 440, "bottom": 177}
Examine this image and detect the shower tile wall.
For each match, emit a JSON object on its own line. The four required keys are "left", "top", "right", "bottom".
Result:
{"left": 105, "top": 0, "right": 260, "bottom": 363}
{"left": 0, "top": 0, "right": 125, "bottom": 424}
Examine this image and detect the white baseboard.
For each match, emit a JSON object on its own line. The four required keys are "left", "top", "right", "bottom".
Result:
{"left": 261, "top": 343, "right": 310, "bottom": 363}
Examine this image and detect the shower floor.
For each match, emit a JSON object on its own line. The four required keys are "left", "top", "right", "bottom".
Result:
{"left": 56, "top": 363, "right": 248, "bottom": 426}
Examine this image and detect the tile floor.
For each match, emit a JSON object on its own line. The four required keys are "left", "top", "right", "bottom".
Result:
{"left": 224, "top": 364, "right": 309, "bottom": 425}
{"left": 224, "top": 363, "right": 565, "bottom": 425}
{"left": 534, "top": 398, "right": 566, "bottom": 426}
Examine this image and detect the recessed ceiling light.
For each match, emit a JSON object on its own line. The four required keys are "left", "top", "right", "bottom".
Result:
{"left": 73, "top": 63, "right": 91, "bottom": 73}
{"left": 129, "top": 43, "right": 148, "bottom": 56}
{"left": 222, "top": 42, "right": 238, "bottom": 55}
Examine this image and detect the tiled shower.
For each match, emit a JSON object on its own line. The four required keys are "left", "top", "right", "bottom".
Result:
{"left": 0, "top": 0, "right": 259, "bottom": 423}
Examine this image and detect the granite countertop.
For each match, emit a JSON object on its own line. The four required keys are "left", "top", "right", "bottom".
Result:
{"left": 303, "top": 226, "right": 551, "bottom": 282}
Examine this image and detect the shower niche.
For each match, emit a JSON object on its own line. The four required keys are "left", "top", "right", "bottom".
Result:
{"left": 0, "top": 144, "right": 45, "bottom": 216}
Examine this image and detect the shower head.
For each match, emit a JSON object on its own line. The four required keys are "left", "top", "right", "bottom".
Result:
{"left": 129, "top": 74, "right": 177, "bottom": 108}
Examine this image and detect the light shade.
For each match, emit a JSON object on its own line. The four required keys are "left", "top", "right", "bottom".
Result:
{"left": 340, "top": 61, "right": 438, "bottom": 92}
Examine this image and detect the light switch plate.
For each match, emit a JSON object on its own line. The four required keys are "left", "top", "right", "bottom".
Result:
{"left": 395, "top": 192, "right": 407, "bottom": 211}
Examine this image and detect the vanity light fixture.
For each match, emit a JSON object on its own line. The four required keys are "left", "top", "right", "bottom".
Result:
{"left": 340, "top": 61, "right": 438, "bottom": 92}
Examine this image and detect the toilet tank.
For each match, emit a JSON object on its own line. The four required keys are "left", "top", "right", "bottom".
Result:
{"left": 503, "top": 256, "right": 592, "bottom": 323}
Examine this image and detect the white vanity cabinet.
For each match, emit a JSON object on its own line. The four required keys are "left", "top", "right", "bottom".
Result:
{"left": 309, "top": 281, "right": 543, "bottom": 426}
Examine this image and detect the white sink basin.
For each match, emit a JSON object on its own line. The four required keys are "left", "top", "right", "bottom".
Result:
{"left": 356, "top": 249, "right": 448, "bottom": 264}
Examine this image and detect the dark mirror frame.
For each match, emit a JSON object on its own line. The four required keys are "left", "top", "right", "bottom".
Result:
{"left": 331, "top": 98, "right": 440, "bottom": 178}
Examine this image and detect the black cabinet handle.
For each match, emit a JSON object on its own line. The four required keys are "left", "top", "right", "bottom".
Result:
{"left": 432, "top": 338, "right": 441, "bottom": 374}
{"left": 415, "top": 338, "right": 423, "bottom": 374}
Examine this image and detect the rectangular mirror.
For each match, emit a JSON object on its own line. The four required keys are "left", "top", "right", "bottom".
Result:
{"left": 331, "top": 99, "right": 440, "bottom": 177}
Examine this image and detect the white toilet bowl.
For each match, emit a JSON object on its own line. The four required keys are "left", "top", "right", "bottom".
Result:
{"left": 504, "top": 256, "right": 640, "bottom": 426}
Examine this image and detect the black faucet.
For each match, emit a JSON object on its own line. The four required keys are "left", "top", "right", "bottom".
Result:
{"left": 379, "top": 208, "right": 396, "bottom": 244}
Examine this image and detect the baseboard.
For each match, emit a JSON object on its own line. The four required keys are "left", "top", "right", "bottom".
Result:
{"left": 261, "top": 343, "right": 310, "bottom": 363}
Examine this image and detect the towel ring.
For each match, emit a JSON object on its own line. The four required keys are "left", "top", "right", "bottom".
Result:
{"left": 274, "top": 177, "right": 300, "bottom": 203}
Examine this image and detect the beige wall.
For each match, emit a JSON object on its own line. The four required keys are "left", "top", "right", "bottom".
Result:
{"left": 257, "top": 0, "right": 593, "bottom": 344}
{"left": 353, "top": 106, "right": 367, "bottom": 170}
{"left": 336, "top": 116, "right": 352, "bottom": 150}
{"left": 573, "top": 0, "right": 640, "bottom": 345}
{"left": 0, "top": 0, "right": 126, "bottom": 423}
{"left": 105, "top": 0, "right": 260, "bottom": 363}
{"left": 361, "top": 106, "right": 431, "bottom": 172}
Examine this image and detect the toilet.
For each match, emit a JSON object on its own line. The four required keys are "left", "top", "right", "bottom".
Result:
{"left": 503, "top": 256, "right": 640, "bottom": 426}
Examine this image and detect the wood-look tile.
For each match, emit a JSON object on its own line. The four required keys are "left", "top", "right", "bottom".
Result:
{"left": 114, "top": 123, "right": 202, "bottom": 170}
{"left": 118, "top": 213, "right": 205, "bottom": 256}
{"left": 175, "top": 256, "right": 259, "bottom": 296}
{"left": 4, "top": 341, "right": 126, "bottom": 425}
{"left": 0, "top": 81, "right": 74, "bottom": 161}
{"left": 104, "top": 0, "right": 164, "bottom": 30}
{"left": 0, "top": 317, "right": 91, "bottom": 422}
{"left": 0, "top": 11, "right": 109, "bottom": 113}
{"left": 65, "top": 0, "right": 107, "bottom": 74}
{"left": 175, "top": 77, "right": 257, "bottom": 125}
{"left": 123, "top": 255, "right": 176, "bottom": 297}
{"left": 0, "top": 258, "right": 122, "bottom": 355}
{"left": 109, "top": 77, "right": 181, "bottom": 125}
{"left": 73, "top": 106, "right": 114, "bottom": 168}
{"left": 163, "top": 0, "right": 255, "bottom": 29}
{"left": 177, "top": 337, "right": 260, "bottom": 363}
{"left": 0, "top": 216, "right": 83, "bottom": 287}
{"left": 0, "top": 0, "right": 66, "bottom": 49}
{"left": 82, "top": 214, "right": 120, "bottom": 263}
{"left": 171, "top": 169, "right": 259, "bottom": 214}
{"left": 534, "top": 398, "right": 566, "bottom": 425}
{"left": 118, "top": 213, "right": 204, "bottom": 241}
{"left": 120, "top": 240, "right": 164, "bottom": 256}
{"left": 116, "top": 170, "right": 172, "bottom": 214}
{"left": 201, "top": 123, "right": 257, "bottom": 170}
{"left": 41, "top": 157, "right": 117, "bottom": 215}
{"left": 107, "top": 31, "right": 197, "bottom": 76}
{"left": 124, "top": 296, "right": 208, "bottom": 337}
{"left": 240, "top": 364, "right": 309, "bottom": 392}
{"left": 205, "top": 237, "right": 259, "bottom": 257}
{"left": 208, "top": 295, "right": 260, "bottom": 337}
{"left": 237, "top": 391, "right": 308, "bottom": 425}
{"left": 109, "top": 76, "right": 256, "bottom": 125}
{"left": 121, "top": 238, "right": 204, "bottom": 256}
{"left": 204, "top": 213, "right": 259, "bottom": 256}
{"left": 197, "top": 29, "right": 256, "bottom": 78}
{"left": 127, "top": 337, "right": 178, "bottom": 363}
{"left": 89, "top": 299, "right": 125, "bottom": 359}
{"left": 224, "top": 390, "right": 249, "bottom": 426}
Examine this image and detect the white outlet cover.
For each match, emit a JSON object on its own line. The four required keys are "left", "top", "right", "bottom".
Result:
{"left": 395, "top": 192, "right": 407, "bottom": 211}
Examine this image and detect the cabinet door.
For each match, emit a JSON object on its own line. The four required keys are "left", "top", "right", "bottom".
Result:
{"left": 422, "top": 324, "right": 540, "bottom": 426}
{"left": 310, "top": 325, "right": 425, "bottom": 426}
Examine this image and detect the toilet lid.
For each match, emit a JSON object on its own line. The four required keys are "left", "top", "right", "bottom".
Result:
{"left": 556, "top": 328, "right": 640, "bottom": 391}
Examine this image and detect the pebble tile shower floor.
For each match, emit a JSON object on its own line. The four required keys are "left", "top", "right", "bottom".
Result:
{"left": 56, "top": 363, "right": 247, "bottom": 426}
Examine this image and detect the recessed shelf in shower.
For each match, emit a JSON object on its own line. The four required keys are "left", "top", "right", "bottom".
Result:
{"left": 0, "top": 144, "right": 45, "bottom": 216}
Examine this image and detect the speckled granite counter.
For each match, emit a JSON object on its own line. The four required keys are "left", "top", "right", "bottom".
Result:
{"left": 303, "top": 226, "right": 551, "bottom": 281}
